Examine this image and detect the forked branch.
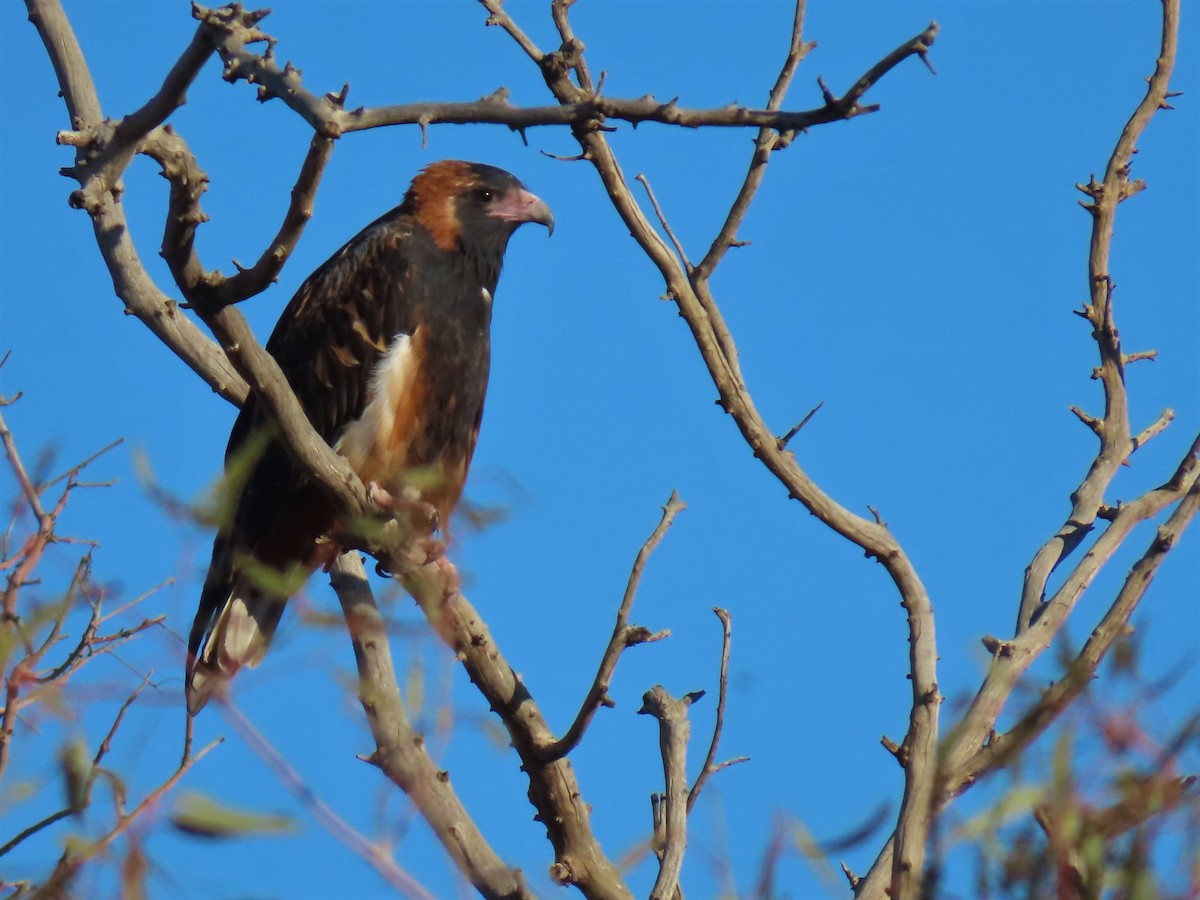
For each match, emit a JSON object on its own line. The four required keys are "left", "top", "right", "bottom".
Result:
{"left": 493, "top": 2, "right": 942, "bottom": 894}
{"left": 858, "top": 1, "right": 1186, "bottom": 894}
{"left": 540, "top": 492, "right": 683, "bottom": 763}
{"left": 329, "top": 552, "right": 531, "bottom": 900}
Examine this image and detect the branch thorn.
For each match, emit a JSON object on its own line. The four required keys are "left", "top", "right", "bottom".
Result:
{"left": 776, "top": 401, "right": 824, "bottom": 450}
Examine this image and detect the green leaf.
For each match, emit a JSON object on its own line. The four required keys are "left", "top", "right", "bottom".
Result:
{"left": 171, "top": 791, "right": 299, "bottom": 840}
{"left": 58, "top": 739, "right": 91, "bottom": 814}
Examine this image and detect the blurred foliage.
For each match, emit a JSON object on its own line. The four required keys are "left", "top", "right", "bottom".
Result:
{"left": 942, "top": 632, "right": 1200, "bottom": 900}
{"left": 170, "top": 791, "right": 298, "bottom": 839}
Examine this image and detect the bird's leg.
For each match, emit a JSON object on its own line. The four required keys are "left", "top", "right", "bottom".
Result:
{"left": 367, "top": 481, "right": 439, "bottom": 530}
{"left": 366, "top": 480, "right": 398, "bottom": 508}
{"left": 313, "top": 536, "right": 343, "bottom": 573}
{"left": 365, "top": 481, "right": 446, "bottom": 564}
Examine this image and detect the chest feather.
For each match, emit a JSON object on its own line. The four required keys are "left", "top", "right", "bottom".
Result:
{"left": 334, "top": 330, "right": 426, "bottom": 490}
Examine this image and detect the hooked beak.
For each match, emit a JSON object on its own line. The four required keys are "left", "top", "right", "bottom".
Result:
{"left": 491, "top": 188, "right": 555, "bottom": 236}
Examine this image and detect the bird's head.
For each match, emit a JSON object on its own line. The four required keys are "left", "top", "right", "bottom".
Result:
{"left": 406, "top": 161, "right": 554, "bottom": 254}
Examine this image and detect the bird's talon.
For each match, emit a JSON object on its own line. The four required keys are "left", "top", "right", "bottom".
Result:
{"left": 367, "top": 481, "right": 397, "bottom": 509}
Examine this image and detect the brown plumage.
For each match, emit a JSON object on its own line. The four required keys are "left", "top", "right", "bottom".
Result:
{"left": 187, "top": 161, "right": 553, "bottom": 713}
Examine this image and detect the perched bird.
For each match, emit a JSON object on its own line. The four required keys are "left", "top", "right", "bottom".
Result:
{"left": 187, "top": 160, "right": 553, "bottom": 713}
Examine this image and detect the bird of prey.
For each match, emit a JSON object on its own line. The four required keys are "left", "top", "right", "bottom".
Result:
{"left": 186, "top": 160, "right": 553, "bottom": 713}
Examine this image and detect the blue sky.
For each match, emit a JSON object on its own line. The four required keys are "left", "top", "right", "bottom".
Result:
{"left": 2, "top": 2, "right": 1197, "bottom": 897}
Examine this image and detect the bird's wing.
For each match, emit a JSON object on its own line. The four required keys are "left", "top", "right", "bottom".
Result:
{"left": 228, "top": 212, "right": 423, "bottom": 542}
{"left": 189, "top": 211, "right": 423, "bottom": 662}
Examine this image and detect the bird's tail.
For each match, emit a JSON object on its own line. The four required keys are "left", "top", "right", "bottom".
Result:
{"left": 186, "top": 583, "right": 288, "bottom": 714}
{"left": 186, "top": 540, "right": 304, "bottom": 714}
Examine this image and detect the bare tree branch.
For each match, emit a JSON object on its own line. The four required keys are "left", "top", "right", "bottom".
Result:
{"left": 35, "top": 9, "right": 630, "bottom": 889}
{"left": 858, "top": 1, "right": 1184, "bottom": 893}
{"left": 640, "top": 686, "right": 704, "bottom": 900}
{"left": 395, "top": 556, "right": 633, "bottom": 899}
{"left": 1014, "top": 0, "right": 1181, "bottom": 637}
{"left": 148, "top": 127, "right": 335, "bottom": 310}
{"left": 25, "top": 0, "right": 249, "bottom": 405}
{"left": 688, "top": 607, "right": 743, "bottom": 814}
{"left": 697, "top": 0, "right": 815, "bottom": 281}
{"left": 194, "top": 0, "right": 939, "bottom": 141}
{"left": 21, "top": 1, "right": 1192, "bottom": 895}
{"left": 59, "top": 24, "right": 213, "bottom": 215}
{"left": 489, "top": 4, "right": 943, "bottom": 893}
{"left": 329, "top": 552, "right": 531, "bottom": 900}
{"left": 947, "top": 438, "right": 1200, "bottom": 796}
{"left": 540, "top": 492, "right": 683, "bottom": 763}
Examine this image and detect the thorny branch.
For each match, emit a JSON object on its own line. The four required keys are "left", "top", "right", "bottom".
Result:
{"left": 21, "top": 0, "right": 1195, "bottom": 896}
{"left": 25, "top": 0, "right": 947, "bottom": 894}
{"left": 25, "top": 0, "right": 248, "bottom": 404}
{"left": 488, "top": 3, "right": 943, "bottom": 895}
{"left": 948, "top": 437, "right": 1200, "bottom": 797}
{"left": 484, "top": 1, "right": 1193, "bottom": 897}
{"left": 857, "top": 0, "right": 1188, "bottom": 894}
{"left": 329, "top": 552, "right": 531, "bottom": 900}
{"left": 393, "top": 556, "right": 633, "bottom": 899}
{"left": 697, "top": 0, "right": 814, "bottom": 281}
{"left": 149, "top": 127, "right": 336, "bottom": 311}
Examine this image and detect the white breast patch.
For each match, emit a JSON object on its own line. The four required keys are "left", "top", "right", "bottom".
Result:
{"left": 335, "top": 331, "right": 417, "bottom": 486}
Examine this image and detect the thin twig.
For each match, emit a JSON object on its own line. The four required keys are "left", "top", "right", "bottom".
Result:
{"left": 0, "top": 411, "right": 46, "bottom": 520}
{"left": 39, "top": 437, "right": 123, "bottom": 495}
{"left": 635, "top": 175, "right": 692, "bottom": 271}
{"left": 35, "top": 738, "right": 220, "bottom": 891}
{"left": 698, "top": 0, "right": 814, "bottom": 281}
{"left": 777, "top": 401, "right": 824, "bottom": 451}
{"left": 30, "top": 554, "right": 93, "bottom": 680}
{"left": 540, "top": 492, "right": 685, "bottom": 763}
{"left": 688, "top": 607, "right": 741, "bottom": 813}
{"left": 218, "top": 700, "right": 437, "bottom": 900}
{"left": 0, "top": 806, "right": 77, "bottom": 859}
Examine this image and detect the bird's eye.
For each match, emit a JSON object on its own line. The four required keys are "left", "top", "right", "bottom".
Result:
{"left": 474, "top": 188, "right": 494, "bottom": 203}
